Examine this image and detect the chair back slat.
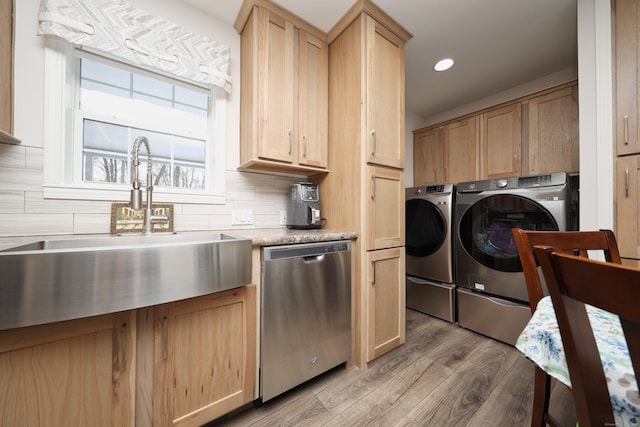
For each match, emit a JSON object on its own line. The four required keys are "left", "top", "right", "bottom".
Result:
{"left": 512, "top": 229, "right": 621, "bottom": 313}
{"left": 534, "top": 246, "right": 640, "bottom": 427}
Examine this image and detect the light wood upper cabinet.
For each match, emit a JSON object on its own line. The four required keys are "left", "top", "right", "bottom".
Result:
{"left": 527, "top": 86, "right": 579, "bottom": 175}
{"left": 413, "top": 127, "right": 443, "bottom": 186}
{"left": 443, "top": 117, "right": 479, "bottom": 183}
{"left": 0, "top": 0, "right": 17, "bottom": 143}
{"left": 481, "top": 103, "right": 521, "bottom": 179}
{"left": 152, "top": 286, "right": 257, "bottom": 427}
{"left": 298, "top": 31, "right": 329, "bottom": 168}
{"left": 0, "top": 312, "right": 136, "bottom": 427}
{"left": 237, "top": 4, "right": 328, "bottom": 175}
{"left": 366, "top": 246, "right": 405, "bottom": 362}
{"left": 615, "top": 0, "right": 640, "bottom": 155}
{"left": 260, "top": 10, "right": 295, "bottom": 163}
{"left": 366, "top": 16, "right": 405, "bottom": 169}
{"left": 366, "top": 165, "right": 405, "bottom": 250}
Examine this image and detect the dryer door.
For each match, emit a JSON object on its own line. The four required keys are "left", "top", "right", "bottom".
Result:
{"left": 458, "top": 194, "right": 558, "bottom": 273}
{"left": 405, "top": 198, "right": 447, "bottom": 257}
{"left": 405, "top": 198, "right": 453, "bottom": 283}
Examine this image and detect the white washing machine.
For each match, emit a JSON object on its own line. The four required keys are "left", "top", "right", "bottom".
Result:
{"left": 454, "top": 172, "right": 579, "bottom": 344}
{"left": 405, "top": 184, "right": 455, "bottom": 322}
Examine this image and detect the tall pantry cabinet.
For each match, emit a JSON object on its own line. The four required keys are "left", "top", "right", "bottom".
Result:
{"left": 614, "top": 0, "right": 640, "bottom": 266}
{"left": 312, "top": 0, "right": 411, "bottom": 367}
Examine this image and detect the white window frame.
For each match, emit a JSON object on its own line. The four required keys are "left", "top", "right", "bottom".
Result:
{"left": 43, "top": 39, "right": 226, "bottom": 204}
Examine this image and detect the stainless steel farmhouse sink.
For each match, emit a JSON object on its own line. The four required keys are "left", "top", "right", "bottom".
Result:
{"left": 0, "top": 232, "right": 252, "bottom": 330}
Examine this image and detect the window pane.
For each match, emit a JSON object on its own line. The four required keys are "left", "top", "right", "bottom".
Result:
{"left": 83, "top": 120, "right": 129, "bottom": 153}
{"left": 175, "top": 86, "right": 208, "bottom": 109}
{"left": 132, "top": 92, "right": 173, "bottom": 109}
{"left": 173, "top": 164, "right": 205, "bottom": 189}
{"left": 133, "top": 73, "right": 172, "bottom": 100}
{"left": 175, "top": 103, "right": 208, "bottom": 118}
{"left": 81, "top": 59, "right": 130, "bottom": 89}
{"left": 174, "top": 136, "right": 205, "bottom": 163}
{"left": 84, "top": 153, "right": 129, "bottom": 184}
{"left": 81, "top": 80, "right": 130, "bottom": 100}
{"left": 78, "top": 54, "right": 213, "bottom": 191}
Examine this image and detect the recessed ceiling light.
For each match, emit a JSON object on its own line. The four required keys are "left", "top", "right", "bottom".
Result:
{"left": 434, "top": 58, "right": 454, "bottom": 72}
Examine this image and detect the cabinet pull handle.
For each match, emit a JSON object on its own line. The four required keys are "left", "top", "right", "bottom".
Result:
{"left": 371, "top": 129, "right": 376, "bottom": 156}
{"left": 121, "top": 323, "right": 127, "bottom": 369}
{"left": 162, "top": 316, "right": 168, "bottom": 360}
{"left": 626, "top": 167, "right": 630, "bottom": 198}
{"left": 371, "top": 175, "right": 376, "bottom": 200}
{"left": 288, "top": 131, "right": 292, "bottom": 155}
{"left": 303, "top": 135, "right": 307, "bottom": 157}
{"left": 624, "top": 115, "right": 629, "bottom": 145}
{"left": 371, "top": 261, "right": 376, "bottom": 286}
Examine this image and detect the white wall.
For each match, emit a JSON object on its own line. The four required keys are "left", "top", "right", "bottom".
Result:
{"left": 0, "top": 0, "right": 300, "bottom": 241}
{"left": 577, "top": 0, "right": 614, "bottom": 231}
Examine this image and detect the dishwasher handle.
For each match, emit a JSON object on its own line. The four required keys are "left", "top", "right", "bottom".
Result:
{"left": 303, "top": 254, "right": 325, "bottom": 262}
{"left": 263, "top": 241, "right": 351, "bottom": 261}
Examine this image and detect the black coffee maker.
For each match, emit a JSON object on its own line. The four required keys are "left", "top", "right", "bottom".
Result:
{"left": 286, "top": 182, "right": 323, "bottom": 229}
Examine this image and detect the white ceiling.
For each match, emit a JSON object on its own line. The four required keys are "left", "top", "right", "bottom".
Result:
{"left": 182, "top": 0, "right": 578, "bottom": 120}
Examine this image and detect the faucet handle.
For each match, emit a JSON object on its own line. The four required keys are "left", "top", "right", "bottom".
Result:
{"left": 130, "top": 189, "right": 143, "bottom": 210}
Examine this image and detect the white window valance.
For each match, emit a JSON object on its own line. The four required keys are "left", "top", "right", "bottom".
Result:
{"left": 37, "top": 0, "right": 232, "bottom": 93}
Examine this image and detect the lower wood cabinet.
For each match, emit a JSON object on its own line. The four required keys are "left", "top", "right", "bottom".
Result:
{"left": 145, "top": 286, "right": 257, "bottom": 427}
{"left": 366, "top": 165, "right": 405, "bottom": 250}
{"left": 0, "top": 311, "right": 137, "bottom": 426}
{"left": 616, "top": 155, "right": 640, "bottom": 262}
{"left": 0, "top": 286, "right": 257, "bottom": 427}
{"left": 365, "top": 247, "right": 405, "bottom": 362}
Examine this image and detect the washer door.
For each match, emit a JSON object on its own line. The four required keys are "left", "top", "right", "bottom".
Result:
{"left": 458, "top": 194, "right": 558, "bottom": 272}
{"left": 406, "top": 198, "right": 447, "bottom": 257}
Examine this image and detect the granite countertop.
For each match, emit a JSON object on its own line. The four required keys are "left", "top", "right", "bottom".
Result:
{"left": 0, "top": 228, "right": 358, "bottom": 251}
{"left": 234, "top": 228, "right": 358, "bottom": 247}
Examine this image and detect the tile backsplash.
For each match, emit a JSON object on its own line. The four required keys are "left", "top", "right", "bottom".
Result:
{"left": 0, "top": 143, "right": 301, "bottom": 241}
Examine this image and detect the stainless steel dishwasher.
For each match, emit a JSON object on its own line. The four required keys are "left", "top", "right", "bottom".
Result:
{"left": 261, "top": 240, "right": 351, "bottom": 402}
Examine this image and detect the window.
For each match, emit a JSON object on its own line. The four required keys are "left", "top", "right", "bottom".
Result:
{"left": 43, "top": 41, "right": 226, "bottom": 204}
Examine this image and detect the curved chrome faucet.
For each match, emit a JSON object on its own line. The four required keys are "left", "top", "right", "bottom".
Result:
{"left": 131, "top": 136, "right": 168, "bottom": 233}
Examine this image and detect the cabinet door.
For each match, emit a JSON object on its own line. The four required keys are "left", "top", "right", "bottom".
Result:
{"left": 0, "top": 312, "right": 136, "bottom": 427}
{"left": 366, "top": 247, "right": 405, "bottom": 362}
{"left": 298, "top": 30, "right": 328, "bottom": 168}
{"left": 414, "top": 127, "right": 443, "bottom": 186}
{"left": 0, "top": 0, "right": 13, "bottom": 134}
{"left": 366, "top": 165, "right": 404, "bottom": 250}
{"left": 443, "top": 117, "right": 479, "bottom": 183}
{"left": 258, "top": 9, "right": 295, "bottom": 163}
{"left": 153, "top": 286, "right": 257, "bottom": 427}
{"left": 366, "top": 15, "right": 405, "bottom": 169}
{"left": 481, "top": 104, "right": 521, "bottom": 179}
{"left": 528, "top": 86, "right": 579, "bottom": 174}
{"left": 616, "top": 0, "right": 640, "bottom": 155}
{"left": 616, "top": 156, "right": 640, "bottom": 259}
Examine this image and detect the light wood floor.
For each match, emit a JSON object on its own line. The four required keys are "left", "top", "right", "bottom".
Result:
{"left": 211, "top": 308, "right": 577, "bottom": 427}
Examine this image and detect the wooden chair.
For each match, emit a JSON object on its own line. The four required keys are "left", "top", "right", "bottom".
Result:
{"left": 511, "top": 229, "right": 621, "bottom": 427}
{"left": 533, "top": 246, "right": 640, "bottom": 427}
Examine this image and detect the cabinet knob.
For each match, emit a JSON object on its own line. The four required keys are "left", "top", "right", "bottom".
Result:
{"left": 626, "top": 167, "right": 629, "bottom": 198}
{"left": 624, "top": 115, "right": 629, "bottom": 145}
{"left": 370, "top": 129, "right": 376, "bottom": 157}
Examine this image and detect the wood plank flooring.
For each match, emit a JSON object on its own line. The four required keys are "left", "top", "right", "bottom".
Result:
{"left": 210, "top": 308, "right": 577, "bottom": 427}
